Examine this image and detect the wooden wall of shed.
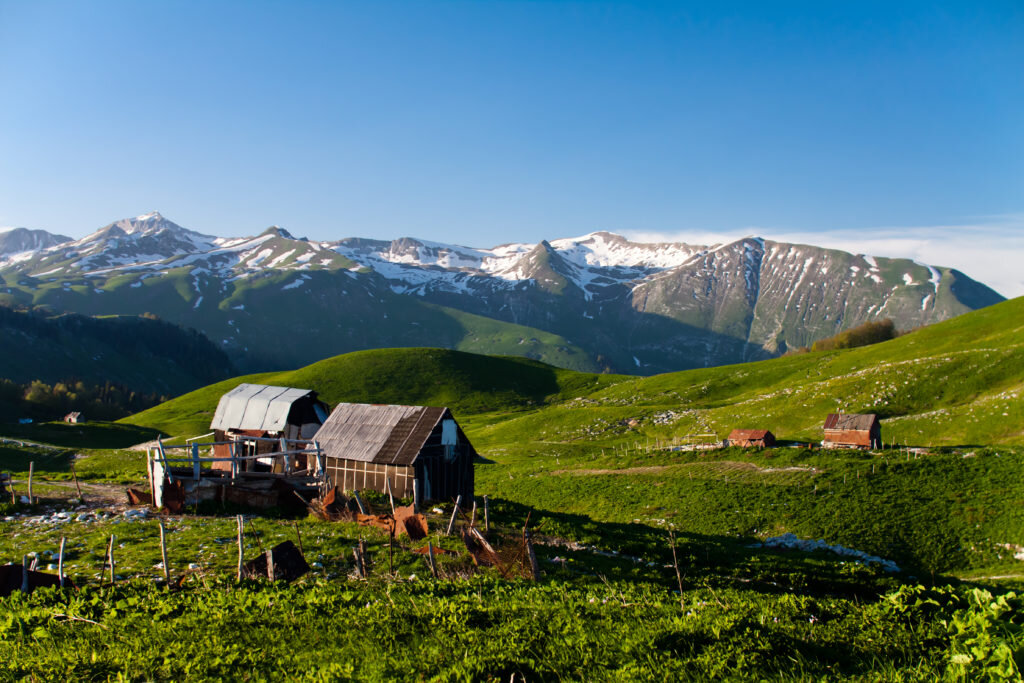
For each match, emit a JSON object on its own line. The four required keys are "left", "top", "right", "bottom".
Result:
{"left": 824, "top": 428, "right": 880, "bottom": 448}
{"left": 325, "top": 460, "right": 416, "bottom": 497}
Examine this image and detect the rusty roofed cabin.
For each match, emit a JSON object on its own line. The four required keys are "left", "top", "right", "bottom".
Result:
{"left": 209, "top": 383, "right": 329, "bottom": 472}
{"left": 316, "top": 403, "right": 475, "bottom": 503}
{"left": 822, "top": 413, "right": 881, "bottom": 450}
{"left": 727, "top": 429, "right": 776, "bottom": 448}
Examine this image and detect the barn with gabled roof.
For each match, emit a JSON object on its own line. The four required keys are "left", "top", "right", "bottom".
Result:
{"left": 822, "top": 413, "right": 882, "bottom": 449}
{"left": 209, "top": 383, "right": 329, "bottom": 471}
{"left": 315, "top": 403, "right": 475, "bottom": 503}
{"left": 727, "top": 429, "right": 776, "bottom": 448}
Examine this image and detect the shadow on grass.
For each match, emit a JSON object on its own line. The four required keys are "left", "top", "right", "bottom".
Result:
{"left": 485, "top": 497, "right": 907, "bottom": 600}
{"left": 0, "top": 421, "right": 160, "bottom": 450}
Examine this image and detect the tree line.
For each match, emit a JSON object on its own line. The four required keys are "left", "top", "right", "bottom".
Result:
{"left": 0, "top": 378, "right": 167, "bottom": 423}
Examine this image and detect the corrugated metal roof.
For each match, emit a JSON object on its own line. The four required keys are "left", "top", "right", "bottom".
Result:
{"left": 210, "top": 383, "right": 318, "bottom": 432}
{"left": 316, "top": 403, "right": 449, "bottom": 465}
{"left": 727, "top": 429, "right": 772, "bottom": 440}
{"left": 823, "top": 413, "right": 878, "bottom": 431}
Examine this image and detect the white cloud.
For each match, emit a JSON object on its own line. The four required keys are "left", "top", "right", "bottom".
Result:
{"left": 622, "top": 216, "right": 1024, "bottom": 299}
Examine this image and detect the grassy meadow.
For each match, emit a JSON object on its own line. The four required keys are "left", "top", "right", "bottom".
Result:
{"left": 0, "top": 297, "right": 1022, "bottom": 679}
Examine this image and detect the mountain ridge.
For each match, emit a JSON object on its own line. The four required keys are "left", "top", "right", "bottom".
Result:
{"left": 0, "top": 213, "right": 1004, "bottom": 375}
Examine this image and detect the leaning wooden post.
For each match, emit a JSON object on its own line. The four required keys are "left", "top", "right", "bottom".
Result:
{"left": 352, "top": 547, "right": 364, "bottom": 578}
{"left": 412, "top": 479, "right": 420, "bottom": 514}
{"left": 158, "top": 520, "right": 170, "bottom": 583}
{"left": 386, "top": 477, "right": 395, "bottom": 515}
{"left": 107, "top": 534, "right": 116, "bottom": 584}
{"left": 58, "top": 536, "right": 66, "bottom": 588}
{"left": 353, "top": 490, "right": 368, "bottom": 515}
{"left": 426, "top": 541, "right": 438, "bottom": 578}
{"left": 293, "top": 521, "right": 305, "bottom": 557}
{"left": 483, "top": 495, "right": 490, "bottom": 534}
{"left": 446, "top": 495, "right": 462, "bottom": 536}
{"left": 27, "top": 461, "right": 34, "bottom": 503}
{"left": 236, "top": 515, "right": 245, "bottom": 580}
{"left": 21, "top": 555, "right": 29, "bottom": 593}
{"left": 524, "top": 529, "right": 540, "bottom": 580}
{"left": 69, "top": 461, "right": 83, "bottom": 501}
{"left": 266, "top": 548, "right": 275, "bottom": 581}
{"left": 470, "top": 500, "right": 477, "bottom": 528}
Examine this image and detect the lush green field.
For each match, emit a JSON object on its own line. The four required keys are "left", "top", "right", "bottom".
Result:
{"left": 1, "top": 298, "right": 1022, "bottom": 679}
{"left": 0, "top": 501, "right": 1021, "bottom": 681}
{"left": 4, "top": 577, "right": 1022, "bottom": 681}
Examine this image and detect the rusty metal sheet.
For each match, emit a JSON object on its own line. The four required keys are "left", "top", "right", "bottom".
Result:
{"left": 0, "top": 565, "right": 76, "bottom": 596}
{"left": 242, "top": 541, "right": 309, "bottom": 582}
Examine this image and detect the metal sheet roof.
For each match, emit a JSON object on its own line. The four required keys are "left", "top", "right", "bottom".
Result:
{"left": 210, "top": 383, "right": 317, "bottom": 432}
{"left": 316, "top": 403, "right": 450, "bottom": 465}
{"left": 823, "top": 413, "right": 879, "bottom": 431}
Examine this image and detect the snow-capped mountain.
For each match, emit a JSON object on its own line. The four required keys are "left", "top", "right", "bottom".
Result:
{"left": 0, "top": 213, "right": 1004, "bottom": 375}
{"left": 0, "top": 227, "right": 71, "bottom": 258}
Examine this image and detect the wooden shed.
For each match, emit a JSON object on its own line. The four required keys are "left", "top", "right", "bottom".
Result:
{"left": 63, "top": 412, "right": 83, "bottom": 424}
{"left": 209, "top": 383, "right": 329, "bottom": 472}
{"left": 727, "top": 429, "right": 775, "bottom": 448}
{"left": 315, "top": 403, "right": 475, "bottom": 503}
{"left": 822, "top": 413, "right": 881, "bottom": 449}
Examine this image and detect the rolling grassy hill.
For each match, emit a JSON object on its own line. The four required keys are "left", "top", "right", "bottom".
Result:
{"left": 120, "top": 347, "right": 630, "bottom": 437}
{"left": 117, "top": 296, "right": 1024, "bottom": 578}
{"left": 126, "top": 295, "right": 1023, "bottom": 447}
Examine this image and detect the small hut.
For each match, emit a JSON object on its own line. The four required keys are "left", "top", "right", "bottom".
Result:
{"left": 63, "top": 412, "right": 83, "bottom": 424}
{"left": 209, "top": 383, "right": 329, "bottom": 471}
{"left": 727, "top": 429, "right": 775, "bottom": 448}
{"left": 315, "top": 403, "right": 475, "bottom": 503}
{"left": 822, "top": 413, "right": 881, "bottom": 449}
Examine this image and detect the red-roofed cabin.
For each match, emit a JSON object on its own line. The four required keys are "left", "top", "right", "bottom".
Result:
{"left": 822, "top": 413, "right": 882, "bottom": 449}
{"left": 726, "top": 429, "right": 776, "bottom": 448}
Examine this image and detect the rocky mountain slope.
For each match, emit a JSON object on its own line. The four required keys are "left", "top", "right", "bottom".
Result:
{"left": 0, "top": 212, "right": 1004, "bottom": 374}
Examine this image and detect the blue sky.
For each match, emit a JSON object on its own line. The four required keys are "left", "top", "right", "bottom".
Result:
{"left": 1, "top": 1, "right": 1021, "bottom": 294}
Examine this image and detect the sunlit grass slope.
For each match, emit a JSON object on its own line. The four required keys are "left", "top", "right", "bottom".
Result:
{"left": 476, "top": 295, "right": 1024, "bottom": 451}
{"left": 121, "top": 348, "right": 630, "bottom": 437}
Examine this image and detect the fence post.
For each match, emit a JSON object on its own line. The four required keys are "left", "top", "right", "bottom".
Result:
{"left": 266, "top": 548, "right": 275, "bottom": 581}
{"left": 524, "top": 530, "right": 539, "bottom": 580}
{"left": 279, "top": 437, "right": 289, "bottom": 474}
{"left": 427, "top": 540, "right": 438, "bottom": 578}
{"left": 21, "top": 555, "right": 29, "bottom": 593}
{"left": 191, "top": 442, "right": 200, "bottom": 481}
{"left": 159, "top": 520, "right": 170, "bottom": 583}
{"left": 58, "top": 536, "right": 66, "bottom": 588}
{"left": 412, "top": 479, "right": 420, "bottom": 514}
{"left": 107, "top": 535, "right": 116, "bottom": 584}
{"left": 27, "top": 461, "right": 34, "bottom": 503}
{"left": 237, "top": 515, "right": 245, "bottom": 580}
{"left": 483, "top": 495, "right": 489, "bottom": 533}
{"left": 446, "top": 495, "right": 462, "bottom": 536}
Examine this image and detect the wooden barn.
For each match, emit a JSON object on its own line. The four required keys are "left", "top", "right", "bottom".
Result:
{"left": 315, "top": 403, "right": 475, "bottom": 503}
{"left": 209, "top": 383, "right": 329, "bottom": 472}
{"left": 822, "top": 413, "right": 882, "bottom": 449}
{"left": 727, "top": 429, "right": 776, "bottom": 448}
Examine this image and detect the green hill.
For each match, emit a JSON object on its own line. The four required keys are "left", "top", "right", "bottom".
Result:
{"left": 121, "top": 348, "right": 630, "bottom": 437}
{"left": 125, "top": 296, "right": 1024, "bottom": 446}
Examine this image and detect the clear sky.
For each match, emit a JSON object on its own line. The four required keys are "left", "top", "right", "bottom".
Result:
{"left": 1, "top": 1, "right": 1021, "bottom": 295}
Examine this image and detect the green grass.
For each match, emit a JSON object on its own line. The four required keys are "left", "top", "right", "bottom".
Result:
{"left": 121, "top": 348, "right": 630, "bottom": 437}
